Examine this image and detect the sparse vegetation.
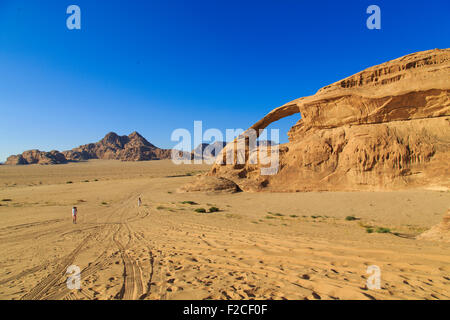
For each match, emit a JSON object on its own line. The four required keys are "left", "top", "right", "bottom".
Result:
{"left": 289, "top": 215, "right": 299, "bottom": 218}
{"left": 195, "top": 208, "right": 207, "bottom": 213}
{"left": 1, "top": 199, "right": 12, "bottom": 202}
{"left": 156, "top": 206, "right": 166, "bottom": 210}
{"left": 209, "top": 206, "right": 220, "bottom": 213}
{"left": 181, "top": 201, "right": 198, "bottom": 205}
{"left": 268, "top": 212, "right": 284, "bottom": 217}
{"left": 375, "top": 227, "right": 391, "bottom": 234}
{"left": 345, "top": 215, "right": 357, "bottom": 221}
{"left": 66, "top": 181, "right": 73, "bottom": 184}
{"left": 101, "top": 201, "right": 108, "bottom": 205}
{"left": 366, "top": 228, "right": 374, "bottom": 233}
{"left": 265, "top": 215, "right": 276, "bottom": 219}
{"left": 82, "top": 180, "right": 89, "bottom": 183}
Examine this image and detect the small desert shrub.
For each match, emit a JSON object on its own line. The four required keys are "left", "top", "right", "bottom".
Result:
{"left": 66, "top": 181, "right": 73, "bottom": 184}
{"left": 82, "top": 180, "right": 89, "bottom": 183}
{"left": 375, "top": 227, "right": 391, "bottom": 234}
{"left": 195, "top": 208, "right": 207, "bottom": 213}
{"left": 94, "top": 179, "right": 99, "bottom": 182}
{"left": 289, "top": 215, "right": 299, "bottom": 218}
{"left": 156, "top": 206, "right": 166, "bottom": 210}
{"left": 101, "top": 201, "right": 108, "bottom": 205}
{"left": 167, "top": 191, "right": 173, "bottom": 194}
{"left": 181, "top": 201, "right": 198, "bottom": 205}
{"left": 1, "top": 199, "right": 12, "bottom": 202}
{"left": 366, "top": 228, "right": 374, "bottom": 233}
{"left": 209, "top": 207, "right": 220, "bottom": 213}
{"left": 268, "top": 212, "right": 284, "bottom": 217}
{"left": 345, "top": 215, "right": 357, "bottom": 221}
{"left": 265, "top": 215, "right": 275, "bottom": 219}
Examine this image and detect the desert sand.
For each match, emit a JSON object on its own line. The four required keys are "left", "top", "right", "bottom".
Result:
{"left": 0, "top": 160, "right": 449, "bottom": 300}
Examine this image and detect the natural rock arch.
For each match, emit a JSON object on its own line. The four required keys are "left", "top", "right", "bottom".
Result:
{"left": 206, "top": 49, "right": 450, "bottom": 192}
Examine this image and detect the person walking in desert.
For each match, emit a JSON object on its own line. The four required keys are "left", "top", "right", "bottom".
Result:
{"left": 72, "top": 206, "right": 78, "bottom": 224}
{"left": 138, "top": 197, "right": 142, "bottom": 208}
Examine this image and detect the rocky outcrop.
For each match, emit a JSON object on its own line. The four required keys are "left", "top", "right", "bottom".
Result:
{"left": 64, "top": 131, "right": 173, "bottom": 162}
{"left": 6, "top": 150, "right": 67, "bottom": 165}
{"left": 178, "top": 176, "right": 240, "bottom": 194}
{"left": 6, "top": 132, "right": 174, "bottom": 165}
{"left": 418, "top": 209, "right": 450, "bottom": 242}
{"left": 208, "top": 49, "right": 450, "bottom": 192}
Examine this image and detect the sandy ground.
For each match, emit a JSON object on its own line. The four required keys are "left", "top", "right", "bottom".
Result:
{"left": 0, "top": 160, "right": 449, "bottom": 300}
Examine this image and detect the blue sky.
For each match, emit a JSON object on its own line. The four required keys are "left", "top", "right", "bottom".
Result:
{"left": 0, "top": 0, "right": 449, "bottom": 161}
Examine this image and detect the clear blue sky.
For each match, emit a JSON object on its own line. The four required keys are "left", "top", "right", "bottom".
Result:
{"left": 0, "top": 0, "right": 449, "bottom": 161}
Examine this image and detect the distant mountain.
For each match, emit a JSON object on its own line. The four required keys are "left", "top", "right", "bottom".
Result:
{"left": 63, "top": 131, "right": 172, "bottom": 162}
{"left": 5, "top": 132, "right": 174, "bottom": 165}
{"left": 5, "top": 132, "right": 279, "bottom": 165}
{"left": 192, "top": 141, "right": 226, "bottom": 160}
{"left": 5, "top": 150, "right": 68, "bottom": 165}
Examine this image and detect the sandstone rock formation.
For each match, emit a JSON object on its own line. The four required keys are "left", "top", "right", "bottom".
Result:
{"left": 418, "top": 209, "right": 450, "bottom": 242}
{"left": 177, "top": 176, "right": 240, "bottom": 194}
{"left": 6, "top": 132, "right": 174, "bottom": 165}
{"left": 207, "top": 48, "right": 450, "bottom": 192}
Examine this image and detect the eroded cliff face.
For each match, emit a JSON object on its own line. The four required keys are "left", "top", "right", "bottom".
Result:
{"left": 208, "top": 49, "right": 450, "bottom": 192}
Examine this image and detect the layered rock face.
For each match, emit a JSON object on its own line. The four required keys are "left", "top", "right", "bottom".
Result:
{"left": 209, "top": 49, "right": 450, "bottom": 192}
{"left": 6, "top": 132, "right": 173, "bottom": 165}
